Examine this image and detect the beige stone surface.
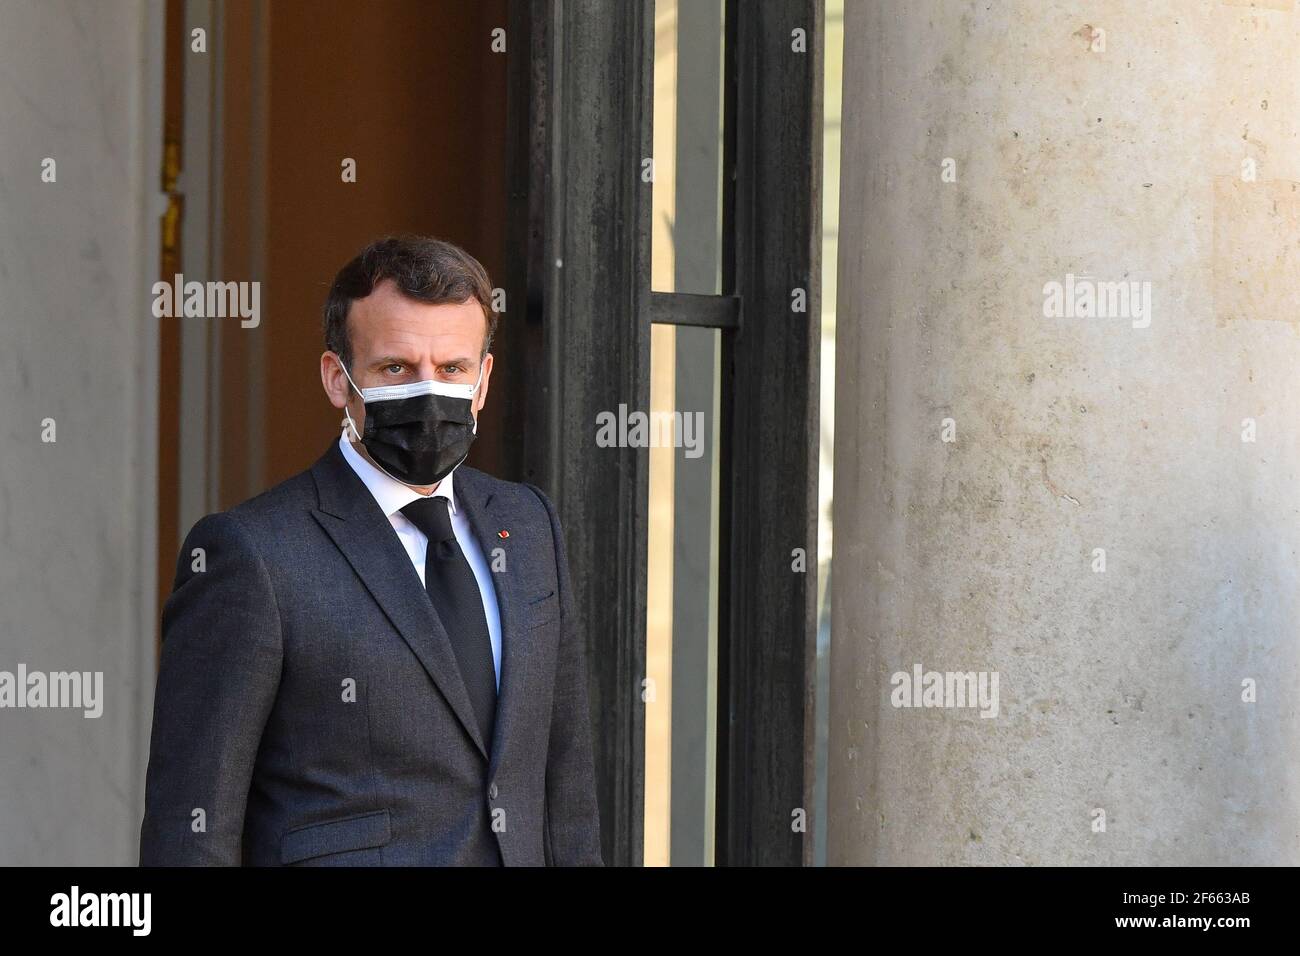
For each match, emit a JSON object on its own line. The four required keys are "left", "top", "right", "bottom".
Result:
{"left": 831, "top": 0, "right": 1300, "bottom": 864}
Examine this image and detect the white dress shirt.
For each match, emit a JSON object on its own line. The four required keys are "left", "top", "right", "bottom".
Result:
{"left": 339, "top": 432, "right": 502, "bottom": 691}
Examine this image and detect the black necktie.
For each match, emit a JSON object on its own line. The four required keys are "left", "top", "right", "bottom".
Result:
{"left": 399, "top": 496, "right": 497, "bottom": 752}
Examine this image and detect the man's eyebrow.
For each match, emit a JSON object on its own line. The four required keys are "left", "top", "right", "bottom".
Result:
{"left": 370, "top": 355, "right": 476, "bottom": 372}
{"left": 371, "top": 355, "right": 418, "bottom": 368}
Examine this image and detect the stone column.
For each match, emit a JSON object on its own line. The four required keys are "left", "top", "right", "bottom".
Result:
{"left": 0, "top": 0, "right": 163, "bottom": 864}
{"left": 831, "top": 0, "right": 1300, "bottom": 864}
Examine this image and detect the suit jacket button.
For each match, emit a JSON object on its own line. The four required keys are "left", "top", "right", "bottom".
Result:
{"left": 489, "top": 782, "right": 499, "bottom": 800}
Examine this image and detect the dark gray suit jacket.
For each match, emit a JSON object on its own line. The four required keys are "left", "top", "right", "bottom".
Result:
{"left": 139, "top": 440, "right": 603, "bottom": 866}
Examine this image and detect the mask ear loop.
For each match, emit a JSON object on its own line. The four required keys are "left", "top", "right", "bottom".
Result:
{"left": 469, "top": 359, "right": 486, "bottom": 435}
{"left": 338, "top": 357, "right": 365, "bottom": 442}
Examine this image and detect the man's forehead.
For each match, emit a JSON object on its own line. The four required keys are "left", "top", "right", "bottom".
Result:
{"left": 349, "top": 290, "right": 486, "bottom": 350}
{"left": 353, "top": 310, "right": 478, "bottom": 339}
{"left": 352, "top": 282, "right": 474, "bottom": 322}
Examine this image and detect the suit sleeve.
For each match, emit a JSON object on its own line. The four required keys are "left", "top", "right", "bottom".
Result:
{"left": 138, "top": 511, "right": 284, "bottom": 866}
{"left": 524, "top": 483, "right": 605, "bottom": 866}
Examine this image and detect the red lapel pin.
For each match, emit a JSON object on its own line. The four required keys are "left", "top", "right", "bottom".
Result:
{"left": 498, "top": 530, "right": 510, "bottom": 539}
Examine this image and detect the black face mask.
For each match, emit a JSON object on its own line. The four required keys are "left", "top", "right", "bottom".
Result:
{"left": 341, "top": 362, "right": 483, "bottom": 487}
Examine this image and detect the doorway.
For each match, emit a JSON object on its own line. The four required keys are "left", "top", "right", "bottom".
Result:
{"left": 157, "top": 0, "right": 822, "bottom": 868}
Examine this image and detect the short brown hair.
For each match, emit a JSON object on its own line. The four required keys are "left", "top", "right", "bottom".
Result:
{"left": 323, "top": 235, "right": 497, "bottom": 371}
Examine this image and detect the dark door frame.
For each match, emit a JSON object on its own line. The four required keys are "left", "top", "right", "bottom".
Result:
{"left": 504, "top": 0, "right": 822, "bottom": 868}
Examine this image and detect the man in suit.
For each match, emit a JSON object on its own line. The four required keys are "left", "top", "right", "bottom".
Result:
{"left": 139, "top": 235, "right": 603, "bottom": 866}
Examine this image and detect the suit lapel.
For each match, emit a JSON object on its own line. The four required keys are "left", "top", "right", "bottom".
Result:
{"left": 309, "top": 440, "right": 490, "bottom": 761}
{"left": 454, "top": 466, "right": 529, "bottom": 780}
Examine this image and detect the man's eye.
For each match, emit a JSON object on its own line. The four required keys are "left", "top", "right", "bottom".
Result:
{"left": 385, "top": 364, "right": 404, "bottom": 374}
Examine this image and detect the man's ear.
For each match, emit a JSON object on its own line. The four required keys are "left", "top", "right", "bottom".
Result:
{"left": 320, "top": 351, "right": 350, "bottom": 410}
{"left": 474, "top": 352, "right": 494, "bottom": 414}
